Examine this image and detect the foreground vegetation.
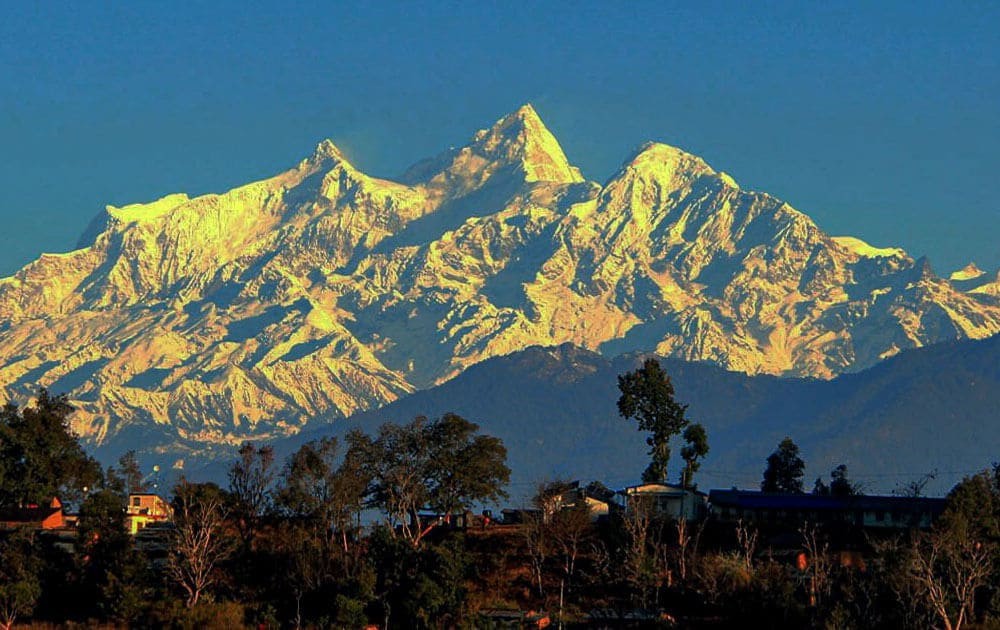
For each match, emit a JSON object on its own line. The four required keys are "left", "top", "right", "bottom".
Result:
{"left": 0, "top": 360, "right": 999, "bottom": 629}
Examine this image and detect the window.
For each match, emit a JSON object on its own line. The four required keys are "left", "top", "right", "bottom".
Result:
{"left": 875, "top": 511, "right": 885, "bottom": 522}
{"left": 133, "top": 497, "right": 141, "bottom": 507}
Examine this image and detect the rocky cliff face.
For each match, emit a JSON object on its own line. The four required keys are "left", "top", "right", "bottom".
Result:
{"left": 1, "top": 104, "right": 997, "bottom": 455}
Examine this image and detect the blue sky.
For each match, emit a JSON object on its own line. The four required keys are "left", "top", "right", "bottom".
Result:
{"left": 1, "top": 1, "right": 997, "bottom": 276}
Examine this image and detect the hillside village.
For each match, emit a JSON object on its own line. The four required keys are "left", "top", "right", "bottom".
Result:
{"left": 1, "top": 362, "right": 995, "bottom": 630}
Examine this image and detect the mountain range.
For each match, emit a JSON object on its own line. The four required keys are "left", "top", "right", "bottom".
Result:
{"left": 0, "top": 104, "right": 997, "bottom": 461}
{"left": 281, "top": 337, "right": 1000, "bottom": 497}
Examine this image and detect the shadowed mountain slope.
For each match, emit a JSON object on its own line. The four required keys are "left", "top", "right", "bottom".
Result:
{"left": 281, "top": 336, "right": 1000, "bottom": 497}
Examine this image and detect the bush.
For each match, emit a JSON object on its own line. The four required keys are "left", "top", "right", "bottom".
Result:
{"left": 146, "top": 600, "right": 248, "bottom": 630}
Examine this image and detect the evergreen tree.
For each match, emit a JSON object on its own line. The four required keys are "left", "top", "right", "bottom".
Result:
{"left": 617, "top": 358, "right": 690, "bottom": 483}
{"left": 761, "top": 437, "right": 805, "bottom": 494}
{"left": 829, "top": 464, "right": 859, "bottom": 498}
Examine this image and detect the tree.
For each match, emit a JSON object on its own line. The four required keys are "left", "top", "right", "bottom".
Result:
{"left": 897, "top": 468, "right": 1000, "bottom": 629}
{"left": 0, "top": 530, "right": 41, "bottom": 630}
{"left": 906, "top": 528, "right": 995, "bottom": 630}
{"left": 275, "top": 437, "right": 367, "bottom": 553}
{"left": 346, "top": 414, "right": 509, "bottom": 547}
{"left": 812, "top": 477, "right": 830, "bottom": 496}
{"left": 550, "top": 501, "right": 592, "bottom": 595}
{"left": 108, "top": 450, "right": 146, "bottom": 495}
{"left": 0, "top": 389, "right": 102, "bottom": 508}
{"left": 617, "top": 358, "right": 691, "bottom": 483}
{"left": 424, "top": 413, "right": 510, "bottom": 518}
{"left": 938, "top": 468, "right": 1000, "bottom": 544}
{"left": 813, "top": 464, "right": 860, "bottom": 498}
{"left": 365, "top": 526, "right": 470, "bottom": 629}
{"left": 799, "top": 523, "right": 831, "bottom": 607}
{"left": 829, "top": 464, "right": 859, "bottom": 498}
{"left": 77, "top": 488, "right": 148, "bottom": 623}
{"left": 168, "top": 480, "right": 234, "bottom": 608}
{"left": 266, "top": 517, "right": 346, "bottom": 629}
{"left": 621, "top": 493, "right": 658, "bottom": 607}
{"left": 895, "top": 470, "right": 938, "bottom": 498}
{"left": 228, "top": 442, "right": 276, "bottom": 547}
{"left": 522, "top": 481, "right": 593, "bottom": 600}
{"left": 761, "top": 437, "right": 805, "bottom": 494}
{"left": 680, "top": 423, "right": 709, "bottom": 489}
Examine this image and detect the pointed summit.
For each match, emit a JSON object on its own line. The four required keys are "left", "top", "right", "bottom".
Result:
{"left": 950, "top": 262, "right": 985, "bottom": 281}
{"left": 403, "top": 104, "right": 585, "bottom": 190}
{"left": 307, "top": 138, "right": 349, "bottom": 166}
{"left": 472, "top": 103, "right": 584, "bottom": 184}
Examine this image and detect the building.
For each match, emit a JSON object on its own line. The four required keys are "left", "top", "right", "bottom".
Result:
{"left": 707, "top": 490, "right": 946, "bottom": 530}
{"left": 549, "top": 482, "right": 611, "bottom": 521}
{"left": 126, "top": 493, "right": 173, "bottom": 534}
{"left": 619, "top": 483, "right": 707, "bottom": 521}
{"left": 0, "top": 497, "right": 66, "bottom": 530}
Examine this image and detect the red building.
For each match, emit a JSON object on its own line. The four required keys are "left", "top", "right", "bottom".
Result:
{"left": 0, "top": 497, "right": 66, "bottom": 530}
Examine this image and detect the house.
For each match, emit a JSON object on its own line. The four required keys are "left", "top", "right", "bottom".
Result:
{"left": 0, "top": 497, "right": 66, "bottom": 530}
{"left": 126, "top": 493, "right": 173, "bottom": 534}
{"left": 619, "top": 483, "right": 707, "bottom": 521}
{"left": 707, "top": 490, "right": 946, "bottom": 530}
{"left": 536, "top": 481, "right": 611, "bottom": 522}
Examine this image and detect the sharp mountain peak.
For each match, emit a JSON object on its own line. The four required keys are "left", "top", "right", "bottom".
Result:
{"left": 1, "top": 105, "right": 998, "bottom": 461}
{"left": 309, "top": 138, "right": 349, "bottom": 164}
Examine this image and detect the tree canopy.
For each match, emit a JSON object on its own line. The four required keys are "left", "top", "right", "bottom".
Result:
{"left": 617, "top": 358, "right": 691, "bottom": 483}
{"left": 761, "top": 437, "right": 805, "bottom": 494}
{"left": 276, "top": 436, "right": 367, "bottom": 545}
{"left": 345, "top": 413, "right": 509, "bottom": 546}
{"left": 0, "top": 389, "right": 102, "bottom": 507}
{"left": 680, "top": 423, "right": 710, "bottom": 489}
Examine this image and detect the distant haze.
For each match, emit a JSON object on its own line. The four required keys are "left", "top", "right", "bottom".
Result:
{"left": 1, "top": 2, "right": 998, "bottom": 277}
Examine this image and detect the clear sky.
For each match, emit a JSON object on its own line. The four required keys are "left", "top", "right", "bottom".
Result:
{"left": 1, "top": 2, "right": 997, "bottom": 276}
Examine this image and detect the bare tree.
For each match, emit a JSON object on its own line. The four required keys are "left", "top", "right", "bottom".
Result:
{"left": 907, "top": 530, "right": 995, "bottom": 630}
{"left": 168, "top": 481, "right": 234, "bottom": 608}
{"left": 735, "top": 519, "right": 758, "bottom": 575}
{"left": 622, "top": 494, "right": 656, "bottom": 606}
{"left": 551, "top": 502, "right": 592, "bottom": 594}
{"left": 799, "top": 522, "right": 831, "bottom": 608}
{"left": 674, "top": 516, "right": 705, "bottom": 583}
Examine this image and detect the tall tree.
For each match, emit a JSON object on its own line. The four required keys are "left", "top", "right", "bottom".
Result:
{"left": 617, "top": 358, "right": 690, "bottom": 483}
{"left": 424, "top": 413, "right": 509, "bottom": 518}
{"left": 275, "top": 437, "right": 367, "bottom": 552}
{"left": 0, "top": 389, "right": 102, "bottom": 507}
{"left": 680, "top": 423, "right": 709, "bottom": 489}
{"left": 168, "top": 480, "right": 234, "bottom": 608}
{"left": 228, "top": 442, "right": 276, "bottom": 547}
{"left": 761, "top": 437, "right": 805, "bottom": 494}
{"left": 116, "top": 450, "right": 146, "bottom": 494}
{"left": 346, "top": 414, "right": 509, "bottom": 547}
